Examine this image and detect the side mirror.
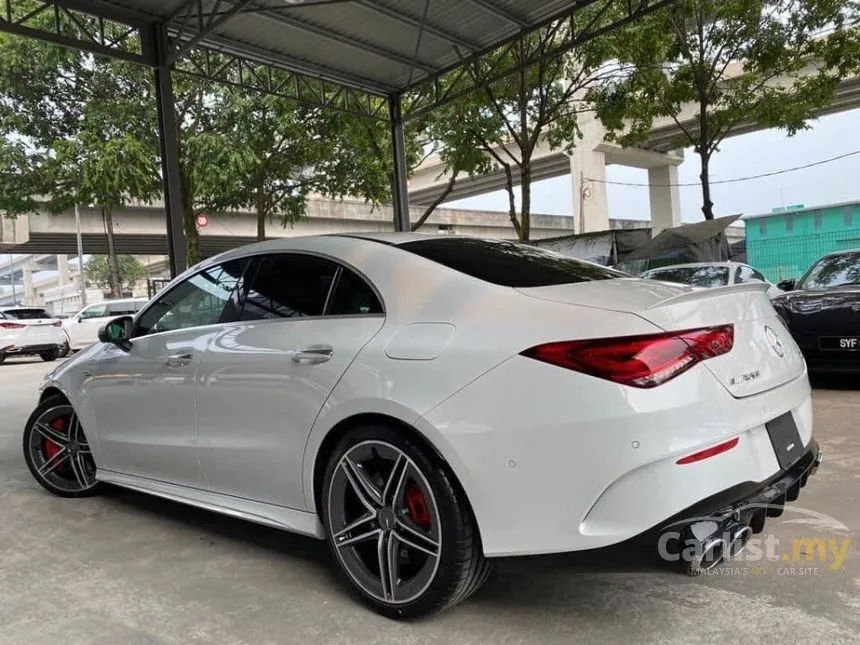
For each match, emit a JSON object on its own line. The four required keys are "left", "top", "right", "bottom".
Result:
{"left": 777, "top": 279, "right": 796, "bottom": 291}
{"left": 98, "top": 316, "right": 133, "bottom": 351}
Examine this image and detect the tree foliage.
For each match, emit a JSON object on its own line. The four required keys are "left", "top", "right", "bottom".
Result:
{"left": 406, "top": 8, "right": 617, "bottom": 240}
{"left": 85, "top": 255, "right": 146, "bottom": 293}
{"left": 590, "top": 0, "right": 860, "bottom": 221}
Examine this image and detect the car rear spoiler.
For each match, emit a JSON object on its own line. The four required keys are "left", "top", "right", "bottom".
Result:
{"left": 645, "top": 281, "right": 770, "bottom": 310}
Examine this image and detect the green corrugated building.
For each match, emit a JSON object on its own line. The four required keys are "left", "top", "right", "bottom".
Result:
{"left": 745, "top": 200, "right": 860, "bottom": 282}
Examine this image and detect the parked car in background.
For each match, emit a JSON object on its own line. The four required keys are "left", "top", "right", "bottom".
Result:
{"left": 771, "top": 248, "right": 860, "bottom": 372}
{"left": 0, "top": 307, "right": 67, "bottom": 363}
{"left": 26, "top": 234, "right": 820, "bottom": 618}
{"left": 62, "top": 298, "right": 149, "bottom": 351}
{"left": 640, "top": 261, "right": 783, "bottom": 298}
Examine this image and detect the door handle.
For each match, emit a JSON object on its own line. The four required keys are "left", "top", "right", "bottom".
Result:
{"left": 290, "top": 345, "right": 333, "bottom": 365}
{"left": 164, "top": 352, "right": 193, "bottom": 368}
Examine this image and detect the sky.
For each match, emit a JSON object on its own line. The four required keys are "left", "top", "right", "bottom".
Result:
{"left": 445, "top": 109, "right": 860, "bottom": 224}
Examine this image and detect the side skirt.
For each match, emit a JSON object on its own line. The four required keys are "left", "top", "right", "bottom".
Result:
{"left": 97, "top": 469, "right": 325, "bottom": 539}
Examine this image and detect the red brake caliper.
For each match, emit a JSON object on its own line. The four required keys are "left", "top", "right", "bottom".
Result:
{"left": 404, "top": 485, "right": 431, "bottom": 530}
{"left": 43, "top": 417, "right": 66, "bottom": 466}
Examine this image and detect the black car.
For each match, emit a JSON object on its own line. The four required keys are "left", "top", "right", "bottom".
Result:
{"left": 771, "top": 248, "right": 860, "bottom": 372}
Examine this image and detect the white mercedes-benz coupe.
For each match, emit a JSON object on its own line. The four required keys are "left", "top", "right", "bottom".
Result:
{"left": 24, "top": 233, "right": 821, "bottom": 619}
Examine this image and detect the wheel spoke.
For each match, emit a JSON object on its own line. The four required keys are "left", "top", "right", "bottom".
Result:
{"left": 382, "top": 454, "right": 408, "bottom": 507}
{"left": 69, "top": 453, "right": 89, "bottom": 488}
{"left": 68, "top": 412, "right": 80, "bottom": 442}
{"left": 377, "top": 531, "right": 394, "bottom": 601}
{"left": 32, "top": 422, "right": 67, "bottom": 449}
{"left": 395, "top": 519, "right": 440, "bottom": 558}
{"left": 335, "top": 527, "right": 380, "bottom": 549}
{"left": 333, "top": 512, "right": 376, "bottom": 542}
{"left": 385, "top": 531, "right": 400, "bottom": 602}
{"left": 38, "top": 448, "right": 70, "bottom": 476}
{"left": 341, "top": 456, "right": 382, "bottom": 510}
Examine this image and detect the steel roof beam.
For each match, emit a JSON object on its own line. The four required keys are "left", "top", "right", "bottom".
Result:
{"left": 462, "top": 0, "right": 528, "bottom": 28}
{"left": 254, "top": 8, "right": 437, "bottom": 74}
{"left": 355, "top": 0, "right": 480, "bottom": 52}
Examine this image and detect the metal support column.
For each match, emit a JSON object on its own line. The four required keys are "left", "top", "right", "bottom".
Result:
{"left": 388, "top": 94, "right": 411, "bottom": 233}
{"left": 152, "top": 25, "right": 188, "bottom": 277}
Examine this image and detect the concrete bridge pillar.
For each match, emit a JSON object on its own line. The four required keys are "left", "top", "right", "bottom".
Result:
{"left": 648, "top": 164, "right": 682, "bottom": 233}
{"left": 571, "top": 147, "right": 609, "bottom": 233}
{"left": 57, "top": 254, "right": 70, "bottom": 286}
{"left": 22, "top": 260, "right": 36, "bottom": 305}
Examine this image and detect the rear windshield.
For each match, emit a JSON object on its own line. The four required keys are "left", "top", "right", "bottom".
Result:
{"left": 798, "top": 251, "right": 860, "bottom": 289}
{"left": 397, "top": 238, "right": 624, "bottom": 287}
{"left": 1, "top": 308, "right": 52, "bottom": 320}
{"left": 644, "top": 266, "right": 730, "bottom": 288}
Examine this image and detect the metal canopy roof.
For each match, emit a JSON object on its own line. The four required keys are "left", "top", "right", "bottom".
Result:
{"left": 1, "top": 0, "right": 671, "bottom": 276}
{"left": 3, "top": 1, "right": 672, "bottom": 113}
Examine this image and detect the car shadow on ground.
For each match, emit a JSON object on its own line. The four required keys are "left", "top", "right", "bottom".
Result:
{"left": 101, "top": 483, "right": 678, "bottom": 611}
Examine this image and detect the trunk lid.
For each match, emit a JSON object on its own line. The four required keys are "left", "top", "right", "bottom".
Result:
{"left": 517, "top": 279, "right": 805, "bottom": 398}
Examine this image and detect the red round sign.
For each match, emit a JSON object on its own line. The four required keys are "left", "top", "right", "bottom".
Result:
{"left": 196, "top": 214, "right": 208, "bottom": 228}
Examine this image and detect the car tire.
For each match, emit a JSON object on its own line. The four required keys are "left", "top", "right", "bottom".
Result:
{"left": 23, "top": 395, "right": 102, "bottom": 498}
{"left": 39, "top": 349, "right": 59, "bottom": 362}
{"left": 58, "top": 338, "right": 71, "bottom": 358}
{"left": 321, "top": 424, "right": 490, "bottom": 620}
{"left": 0, "top": 354, "right": 5, "bottom": 364}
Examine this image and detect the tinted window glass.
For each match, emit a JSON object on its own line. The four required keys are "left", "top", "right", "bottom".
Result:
{"left": 798, "top": 251, "right": 860, "bottom": 289}
{"left": 107, "top": 301, "right": 145, "bottom": 316}
{"left": 645, "top": 266, "right": 730, "bottom": 288}
{"left": 326, "top": 268, "right": 383, "bottom": 315}
{"left": 79, "top": 303, "right": 108, "bottom": 319}
{"left": 1, "top": 308, "right": 52, "bottom": 319}
{"left": 135, "top": 260, "right": 246, "bottom": 336}
{"left": 397, "top": 238, "right": 623, "bottom": 288}
{"left": 241, "top": 254, "right": 336, "bottom": 320}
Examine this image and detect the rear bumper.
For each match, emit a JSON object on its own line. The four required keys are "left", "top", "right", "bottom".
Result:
{"left": 651, "top": 439, "right": 821, "bottom": 538}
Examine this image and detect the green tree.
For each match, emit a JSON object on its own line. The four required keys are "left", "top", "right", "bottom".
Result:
{"left": 590, "top": 0, "right": 858, "bottom": 221}
{"left": 195, "top": 87, "right": 334, "bottom": 241}
{"left": 410, "top": 10, "right": 616, "bottom": 240}
{"left": 85, "top": 255, "right": 147, "bottom": 293}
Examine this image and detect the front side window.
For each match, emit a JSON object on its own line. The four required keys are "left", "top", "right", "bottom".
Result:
{"left": 107, "top": 301, "right": 146, "bottom": 316}
{"left": 397, "top": 238, "right": 624, "bottom": 288}
{"left": 798, "top": 251, "right": 860, "bottom": 290}
{"left": 240, "top": 254, "right": 337, "bottom": 320}
{"left": 80, "top": 303, "right": 108, "bottom": 320}
{"left": 135, "top": 260, "right": 246, "bottom": 336}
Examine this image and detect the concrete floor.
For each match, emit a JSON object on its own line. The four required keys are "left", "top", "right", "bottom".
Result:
{"left": 0, "top": 357, "right": 858, "bottom": 644}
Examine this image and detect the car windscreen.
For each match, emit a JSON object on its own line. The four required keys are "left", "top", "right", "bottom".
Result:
{"left": 644, "top": 266, "right": 730, "bottom": 288}
{"left": 1, "top": 308, "right": 52, "bottom": 320}
{"left": 396, "top": 238, "right": 625, "bottom": 287}
{"left": 798, "top": 251, "right": 860, "bottom": 289}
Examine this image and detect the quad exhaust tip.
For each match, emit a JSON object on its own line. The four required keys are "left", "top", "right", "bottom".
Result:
{"left": 684, "top": 521, "right": 752, "bottom": 575}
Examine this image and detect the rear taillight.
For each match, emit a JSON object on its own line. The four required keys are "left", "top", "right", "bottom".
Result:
{"left": 0, "top": 322, "right": 25, "bottom": 330}
{"left": 52, "top": 321, "right": 63, "bottom": 327}
{"left": 520, "top": 325, "right": 734, "bottom": 388}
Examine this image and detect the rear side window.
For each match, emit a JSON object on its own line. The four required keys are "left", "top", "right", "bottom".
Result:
{"left": 241, "top": 254, "right": 337, "bottom": 320}
{"left": 397, "top": 238, "right": 623, "bottom": 287}
{"left": 327, "top": 268, "right": 383, "bottom": 315}
{"left": 646, "top": 266, "right": 730, "bottom": 288}
{"left": 1, "top": 308, "right": 51, "bottom": 319}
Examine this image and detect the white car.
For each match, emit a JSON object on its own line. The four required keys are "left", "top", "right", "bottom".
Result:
{"left": 62, "top": 298, "right": 149, "bottom": 351}
{"left": 0, "top": 307, "right": 67, "bottom": 363}
{"left": 25, "top": 234, "right": 821, "bottom": 619}
{"left": 640, "top": 261, "right": 783, "bottom": 298}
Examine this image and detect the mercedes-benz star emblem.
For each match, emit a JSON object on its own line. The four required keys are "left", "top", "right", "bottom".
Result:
{"left": 764, "top": 325, "right": 785, "bottom": 358}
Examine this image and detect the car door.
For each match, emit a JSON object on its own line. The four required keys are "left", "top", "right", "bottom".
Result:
{"left": 67, "top": 303, "right": 109, "bottom": 348}
{"left": 196, "top": 252, "right": 385, "bottom": 509}
{"left": 86, "top": 259, "right": 248, "bottom": 489}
